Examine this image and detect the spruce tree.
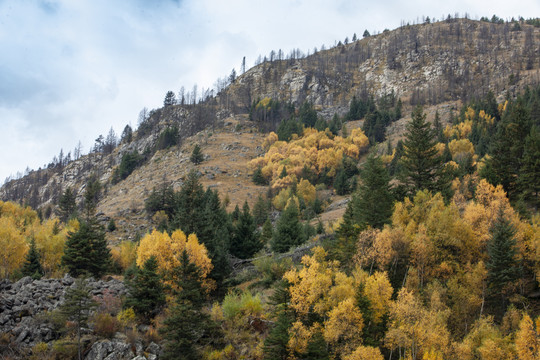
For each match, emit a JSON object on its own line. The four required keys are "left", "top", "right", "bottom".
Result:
{"left": 172, "top": 170, "right": 205, "bottom": 235}
{"left": 124, "top": 256, "right": 166, "bottom": 320}
{"left": 355, "top": 155, "right": 394, "bottom": 228}
{"left": 21, "top": 239, "right": 44, "bottom": 279}
{"left": 518, "top": 126, "right": 540, "bottom": 208}
{"left": 399, "top": 106, "right": 449, "bottom": 198}
{"left": 160, "top": 251, "right": 215, "bottom": 360}
{"left": 190, "top": 144, "right": 204, "bottom": 165}
{"left": 57, "top": 187, "right": 77, "bottom": 223}
{"left": 271, "top": 201, "right": 304, "bottom": 253}
{"left": 263, "top": 310, "right": 293, "bottom": 360}
{"left": 487, "top": 209, "right": 519, "bottom": 297}
{"left": 59, "top": 278, "right": 97, "bottom": 360}
{"left": 61, "top": 219, "right": 111, "bottom": 278}
{"left": 230, "top": 201, "right": 261, "bottom": 259}
{"left": 253, "top": 195, "right": 270, "bottom": 226}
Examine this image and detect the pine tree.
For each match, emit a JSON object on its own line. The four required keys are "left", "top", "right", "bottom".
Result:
{"left": 190, "top": 144, "right": 204, "bottom": 165}
{"left": 61, "top": 219, "right": 111, "bottom": 278}
{"left": 230, "top": 201, "right": 261, "bottom": 259}
{"left": 271, "top": 201, "right": 304, "bottom": 253}
{"left": 253, "top": 195, "right": 270, "bottom": 226}
{"left": 160, "top": 251, "right": 215, "bottom": 360}
{"left": 252, "top": 167, "right": 268, "bottom": 186}
{"left": 355, "top": 155, "right": 394, "bottom": 228}
{"left": 57, "top": 187, "right": 77, "bottom": 223}
{"left": 59, "top": 278, "right": 97, "bottom": 360}
{"left": 163, "top": 91, "right": 176, "bottom": 107}
{"left": 487, "top": 209, "right": 519, "bottom": 297}
{"left": 261, "top": 218, "right": 274, "bottom": 244}
{"left": 172, "top": 170, "right": 205, "bottom": 235}
{"left": 124, "top": 256, "right": 166, "bottom": 320}
{"left": 519, "top": 126, "right": 540, "bottom": 208}
{"left": 263, "top": 310, "right": 293, "bottom": 360}
{"left": 333, "top": 167, "right": 350, "bottom": 195}
{"left": 399, "top": 106, "right": 449, "bottom": 198}
{"left": 21, "top": 239, "right": 44, "bottom": 279}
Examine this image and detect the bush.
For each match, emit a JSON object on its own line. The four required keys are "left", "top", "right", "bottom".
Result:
{"left": 93, "top": 313, "right": 120, "bottom": 339}
{"left": 222, "top": 291, "right": 263, "bottom": 321}
{"left": 52, "top": 338, "right": 78, "bottom": 360}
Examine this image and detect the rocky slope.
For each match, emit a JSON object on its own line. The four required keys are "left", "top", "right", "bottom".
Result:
{"left": 1, "top": 18, "right": 539, "bottom": 242}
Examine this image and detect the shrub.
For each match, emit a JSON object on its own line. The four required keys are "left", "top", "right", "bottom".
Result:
{"left": 222, "top": 291, "right": 263, "bottom": 321}
{"left": 51, "top": 338, "right": 78, "bottom": 360}
{"left": 93, "top": 313, "right": 120, "bottom": 339}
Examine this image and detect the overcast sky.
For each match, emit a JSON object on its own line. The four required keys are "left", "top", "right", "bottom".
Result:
{"left": 1, "top": 0, "right": 539, "bottom": 183}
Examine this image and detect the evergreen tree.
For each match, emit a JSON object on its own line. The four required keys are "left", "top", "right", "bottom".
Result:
{"left": 61, "top": 219, "right": 111, "bottom": 278}
{"left": 302, "top": 329, "right": 330, "bottom": 360}
{"left": 355, "top": 155, "right": 394, "bottom": 229}
{"left": 263, "top": 310, "right": 293, "bottom": 360}
{"left": 124, "top": 256, "right": 166, "bottom": 320}
{"left": 399, "top": 106, "right": 449, "bottom": 198}
{"left": 57, "top": 187, "right": 77, "bottom": 223}
{"left": 160, "top": 251, "right": 216, "bottom": 360}
{"left": 261, "top": 218, "right": 274, "bottom": 244}
{"left": 253, "top": 195, "right": 270, "bottom": 226}
{"left": 252, "top": 167, "right": 268, "bottom": 185}
{"left": 519, "top": 126, "right": 540, "bottom": 207}
{"left": 172, "top": 170, "right": 205, "bottom": 235}
{"left": 190, "top": 144, "right": 204, "bottom": 165}
{"left": 83, "top": 176, "right": 102, "bottom": 218}
{"left": 163, "top": 91, "right": 177, "bottom": 107}
{"left": 59, "top": 278, "right": 97, "bottom": 360}
{"left": 271, "top": 201, "right": 304, "bottom": 253}
{"left": 21, "top": 239, "right": 44, "bottom": 279}
{"left": 230, "top": 201, "right": 262, "bottom": 259}
{"left": 333, "top": 167, "right": 350, "bottom": 195}
{"left": 197, "top": 188, "right": 232, "bottom": 285}
{"left": 487, "top": 209, "right": 519, "bottom": 297}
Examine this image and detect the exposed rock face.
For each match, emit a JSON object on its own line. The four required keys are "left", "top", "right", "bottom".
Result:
{"left": 0, "top": 275, "right": 126, "bottom": 347}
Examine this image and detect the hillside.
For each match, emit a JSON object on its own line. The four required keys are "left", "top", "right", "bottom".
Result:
{"left": 2, "top": 18, "right": 539, "bottom": 233}
{"left": 1, "top": 17, "right": 540, "bottom": 360}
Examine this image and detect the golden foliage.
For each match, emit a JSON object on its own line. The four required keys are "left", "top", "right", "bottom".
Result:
{"left": 136, "top": 229, "right": 214, "bottom": 291}
{"left": 249, "top": 127, "right": 367, "bottom": 190}
{"left": 0, "top": 216, "right": 28, "bottom": 278}
{"left": 344, "top": 345, "right": 384, "bottom": 360}
{"left": 323, "top": 298, "right": 364, "bottom": 355}
{"left": 515, "top": 314, "right": 539, "bottom": 360}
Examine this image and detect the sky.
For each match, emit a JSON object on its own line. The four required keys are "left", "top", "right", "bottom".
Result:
{"left": 1, "top": 0, "right": 539, "bottom": 183}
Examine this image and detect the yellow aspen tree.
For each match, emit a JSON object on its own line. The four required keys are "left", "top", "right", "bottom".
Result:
{"left": 136, "top": 229, "right": 213, "bottom": 291}
{"left": 344, "top": 345, "right": 384, "bottom": 360}
{"left": 515, "top": 314, "right": 539, "bottom": 360}
{"left": 0, "top": 217, "right": 28, "bottom": 278}
{"left": 323, "top": 298, "right": 364, "bottom": 357}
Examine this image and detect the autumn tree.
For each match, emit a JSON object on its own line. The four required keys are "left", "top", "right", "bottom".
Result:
{"left": 399, "top": 106, "right": 450, "bottom": 198}
{"left": 515, "top": 314, "right": 539, "bottom": 360}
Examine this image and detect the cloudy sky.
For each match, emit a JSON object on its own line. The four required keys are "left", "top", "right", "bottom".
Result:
{"left": 1, "top": 0, "right": 539, "bottom": 182}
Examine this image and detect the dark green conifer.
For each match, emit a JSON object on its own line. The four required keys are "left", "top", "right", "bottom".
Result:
{"left": 59, "top": 278, "right": 97, "bottom": 360}
{"left": 399, "top": 106, "right": 450, "bottom": 198}
{"left": 61, "top": 219, "right": 111, "bottom": 278}
{"left": 21, "top": 239, "right": 44, "bottom": 279}
{"left": 124, "top": 256, "right": 166, "bottom": 320}
{"left": 57, "top": 187, "right": 77, "bottom": 223}
{"left": 271, "top": 201, "right": 304, "bottom": 253}
{"left": 190, "top": 144, "right": 204, "bottom": 165}
{"left": 160, "top": 251, "right": 215, "bottom": 360}
{"left": 487, "top": 209, "right": 519, "bottom": 296}
{"left": 230, "top": 201, "right": 261, "bottom": 259}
